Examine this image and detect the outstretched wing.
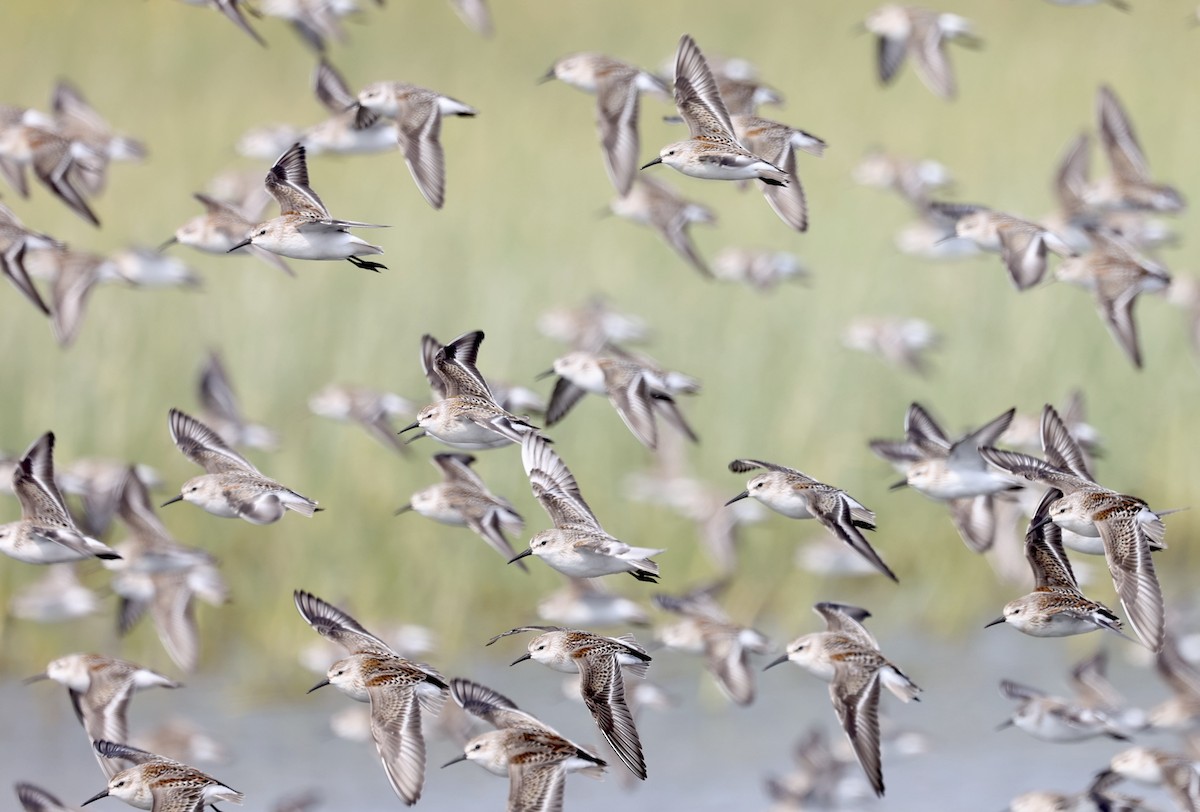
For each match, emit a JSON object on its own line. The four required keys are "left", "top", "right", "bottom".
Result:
{"left": 13, "top": 432, "right": 73, "bottom": 525}
{"left": 168, "top": 408, "right": 257, "bottom": 475}
{"left": 672, "top": 34, "right": 736, "bottom": 141}
{"left": 293, "top": 590, "right": 395, "bottom": 656}
{"left": 265, "top": 143, "right": 328, "bottom": 219}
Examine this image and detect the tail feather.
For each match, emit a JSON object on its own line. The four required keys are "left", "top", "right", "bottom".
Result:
{"left": 880, "top": 664, "right": 921, "bottom": 703}
{"left": 283, "top": 494, "right": 320, "bottom": 517}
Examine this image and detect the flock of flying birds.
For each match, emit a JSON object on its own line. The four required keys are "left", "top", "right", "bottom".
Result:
{"left": 4, "top": 1, "right": 1200, "bottom": 811}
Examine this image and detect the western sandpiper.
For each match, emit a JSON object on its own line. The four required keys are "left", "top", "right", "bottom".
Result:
{"left": 1108, "top": 747, "right": 1200, "bottom": 809}
{"left": 0, "top": 122, "right": 103, "bottom": 226}
{"left": 38, "top": 248, "right": 119, "bottom": 348}
{"left": 197, "top": 352, "right": 279, "bottom": 452}
{"left": 985, "top": 490, "right": 1129, "bottom": 640}
{"left": 542, "top": 52, "right": 667, "bottom": 196}
{"left": 353, "top": 78, "right": 477, "bottom": 209}
{"left": 8, "top": 562, "right": 99, "bottom": 622}
{"left": 1092, "top": 86, "right": 1185, "bottom": 213}
{"left": 308, "top": 383, "right": 415, "bottom": 455}
{"left": 0, "top": 433, "right": 119, "bottom": 565}
{"left": 1006, "top": 770, "right": 1145, "bottom": 812}
{"left": 27, "top": 654, "right": 180, "bottom": 777}
{"left": 763, "top": 727, "right": 864, "bottom": 811}
{"left": 176, "top": 0, "right": 265, "bottom": 46}
{"left": 725, "top": 459, "right": 897, "bottom": 581}
{"left": 56, "top": 457, "right": 161, "bottom": 539}
{"left": 1002, "top": 391, "right": 1102, "bottom": 462}
{"left": 1019, "top": 403, "right": 1138, "bottom": 558}
{"left": 623, "top": 437, "right": 766, "bottom": 574}
{"left": 732, "top": 115, "right": 826, "bottom": 232}
{"left": 609, "top": 176, "right": 716, "bottom": 277}
{"left": 82, "top": 741, "right": 243, "bottom": 811}
{"left": 764, "top": 602, "right": 922, "bottom": 797}
{"left": 163, "top": 408, "right": 318, "bottom": 524}
{"left": 0, "top": 201, "right": 61, "bottom": 315}
{"left": 488, "top": 626, "right": 650, "bottom": 779}
{"left": 131, "top": 717, "right": 228, "bottom": 766}
{"left": 643, "top": 35, "right": 787, "bottom": 186}
{"left": 870, "top": 403, "right": 1017, "bottom": 552}
{"left": 981, "top": 420, "right": 1167, "bottom": 652}
{"left": 853, "top": 148, "right": 953, "bottom": 207}
{"left": 444, "top": 678, "right": 607, "bottom": 809}
{"left": 108, "top": 247, "right": 202, "bottom": 289}
{"left": 894, "top": 199, "right": 983, "bottom": 260}
{"left": 512, "top": 433, "right": 664, "bottom": 581}
{"left": 51, "top": 81, "right": 145, "bottom": 190}
{"left": 711, "top": 247, "right": 808, "bottom": 292}
{"left": 536, "top": 296, "right": 649, "bottom": 352}
{"left": 1069, "top": 648, "right": 1147, "bottom": 735}
{"left": 402, "top": 330, "right": 538, "bottom": 449}
{"left": 258, "top": 0, "right": 355, "bottom": 52}
{"left": 302, "top": 60, "right": 399, "bottom": 157}
{"left": 653, "top": 581, "right": 771, "bottom": 706}
{"left": 931, "top": 201, "right": 1075, "bottom": 290}
{"left": 295, "top": 591, "right": 448, "bottom": 806}
{"left": 996, "top": 678, "right": 1129, "bottom": 742}
{"left": 862, "top": 5, "right": 979, "bottom": 100}
{"left": 541, "top": 347, "right": 699, "bottom": 450}
{"left": 448, "top": 0, "right": 493, "bottom": 37}
{"left": 397, "top": 452, "right": 526, "bottom": 570}
{"left": 164, "top": 192, "right": 295, "bottom": 276}
{"left": 229, "top": 143, "right": 388, "bottom": 271}
{"left": 536, "top": 576, "right": 651, "bottom": 628}
{"left": 110, "top": 467, "right": 228, "bottom": 672}
{"left": 841, "top": 315, "right": 940, "bottom": 375}
{"left": 655, "top": 50, "right": 781, "bottom": 113}
{"left": 1054, "top": 228, "right": 1171, "bottom": 369}
{"left": 1148, "top": 630, "right": 1200, "bottom": 732}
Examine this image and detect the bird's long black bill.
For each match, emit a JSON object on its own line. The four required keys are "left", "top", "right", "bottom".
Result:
{"left": 307, "top": 679, "right": 330, "bottom": 694}
{"left": 534, "top": 368, "right": 555, "bottom": 381}
{"left": 640, "top": 157, "right": 663, "bottom": 169}
{"left": 1029, "top": 513, "right": 1054, "bottom": 531}
{"left": 510, "top": 653, "right": 532, "bottom": 666}
{"left": 983, "top": 616, "right": 1006, "bottom": 629}
{"left": 161, "top": 495, "right": 184, "bottom": 507}
{"left": 763, "top": 654, "right": 789, "bottom": 671}
{"left": 442, "top": 754, "right": 468, "bottom": 768}
{"left": 82, "top": 790, "right": 109, "bottom": 806}
{"left": 393, "top": 504, "right": 413, "bottom": 516}
{"left": 227, "top": 239, "right": 252, "bottom": 253}
{"left": 724, "top": 491, "right": 749, "bottom": 507}
{"left": 22, "top": 672, "right": 48, "bottom": 685}
{"left": 157, "top": 237, "right": 177, "bottom": 252}
{"left": 397, "top": 421, "right": 420, "bottom": 435}
{"left": 507, "top": 549, "right": 533, "bottom": 564}
{"left": 888, "top": 479, "right": 909, "bottom": 491}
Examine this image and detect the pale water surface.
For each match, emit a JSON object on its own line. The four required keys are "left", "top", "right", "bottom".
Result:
{"left": 3, "top": 633, "right": 1188, "bottom": 811}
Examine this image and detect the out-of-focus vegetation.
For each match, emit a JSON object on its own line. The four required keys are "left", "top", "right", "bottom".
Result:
{"left": 0, "top": 0, "right": 1198, "bottom": 686}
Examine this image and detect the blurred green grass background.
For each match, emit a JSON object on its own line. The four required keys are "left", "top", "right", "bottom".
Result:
{"left": 0, "top": 0, "right": 1198, "bottom": 687}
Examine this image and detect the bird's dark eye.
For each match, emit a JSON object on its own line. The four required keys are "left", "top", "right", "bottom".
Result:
{"left": 471, "top": 744, "right": 481, "bottom": 751}
{"left": 257, "top": 229, "right": 267, "bottom": 236}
